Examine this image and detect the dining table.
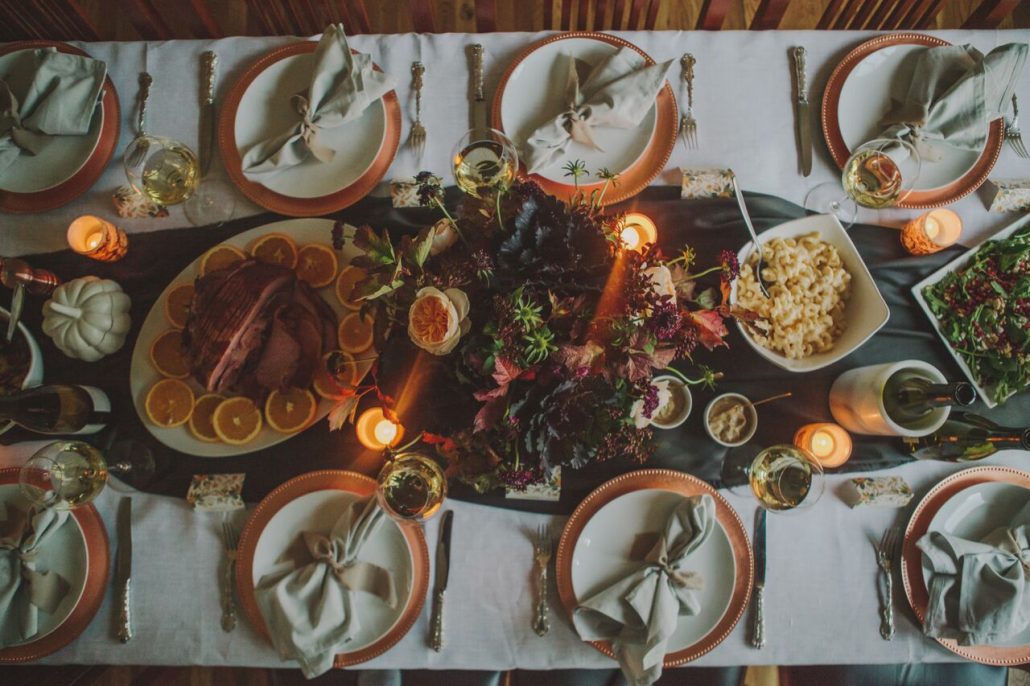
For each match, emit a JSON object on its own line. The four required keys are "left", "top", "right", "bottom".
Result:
{"left": 1, "top": 26, "right": 1029, "bottom": 673}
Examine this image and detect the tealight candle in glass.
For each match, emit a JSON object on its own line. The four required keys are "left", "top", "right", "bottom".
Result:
{"left": 620, "top": 212, "right": 658, "bottom": 251}
{"left": 901, "top": 209, "right": 962, "bottom": 255}
{"left": 355, "top": 407, "right": 404, "bottom": 451}
{"left": 794, "top": 422, "right": 853, "bottom": 468}
{"left": 67, "top": 216, "right": 129, "bottom": 262}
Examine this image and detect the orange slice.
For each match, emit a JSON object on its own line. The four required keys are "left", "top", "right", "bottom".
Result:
{"left": 164, "top": 283, "right": 194, "bottom": 329}
{"left": 250, "top": 233, "right": 298, "bottom": 269}
{"left": 296, "top": 244, "right": 339, "bottom": 288}
{"left": 188, "top": 393, "right": 225, "bottom": 443}
{"left": 212, "top": 397, "right": 263, "bottom": 445}
{"left": 338, "top": 312, "right": 374, "bottom": 353}
{"left": 199, "top": 244, "right": 247, "bottom": 277}
{"left": 145, "top": 378, "right": 195, "bottom": 428}
{"left": 334, "top": 265, "right": 367, "bottom": 310}
{"left": 149, "top": 329, "right": 191, "bottom": 379}
{"left": 265, "top": 387, "right": 318, "bottom": 434}
{"left": 313, "top": 350, "right": 359, "bottom": 399}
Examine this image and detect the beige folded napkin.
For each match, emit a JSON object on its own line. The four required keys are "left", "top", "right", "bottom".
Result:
{"left": 572, "top": 494, "right": 714, "bottom": 686}
{"left": 917, "top": 500, "right": 1030, "bottom": 646}
{"left": 255, "top": 495, "right": 398, "bottom": 677}
{"left": 879, "top": 43, "right": 1027, "bottom": 163}
{"left": 0, "top": 502, "right": 71, "bottom": 648}
{"left": 0, "top": 47, "right": 106, "bottom": 181}
{"left": 524, "top": 48, "right": 672, "bottom": 174}
{"left": 241, "top": 23, "right": 396, "bottom": 183}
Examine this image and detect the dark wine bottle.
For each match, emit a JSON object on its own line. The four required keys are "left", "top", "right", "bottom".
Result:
{"left": 903, "top": 413, "right": 1030, "bottom": 461}
{"left": 883, "top": 372, "right": 976, "bottom": 423}
{"left": 0, "top": 384, "right": 110, "bottom": 435}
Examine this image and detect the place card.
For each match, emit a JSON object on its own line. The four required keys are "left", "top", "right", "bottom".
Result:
{"left": 187, "top": 473, "right": 245, "bottom": 512}
{"left": 843, "top": 476, "right": 913, "bottom": 508}
{"left": 506, "top": 467, "right": 561, "bottom": 502}
{"left": 681, "top": 168, "right": 734, "bottom": 199}
{"left": 391, "top": 175, "right": 441, "bottom": 208}
{"left": 112, "top": 185, "right": 169, "bottom": 218}
{"left": 985, "top": 178, "right": 1030, "bottom": 212}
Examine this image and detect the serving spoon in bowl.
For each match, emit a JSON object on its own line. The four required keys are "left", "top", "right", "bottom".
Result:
{"left": 731, "top": 175, "right": 772, "bottom": 299}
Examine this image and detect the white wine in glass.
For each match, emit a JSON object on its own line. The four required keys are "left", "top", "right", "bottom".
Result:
{"left": 451, "top": 128, "right": 518, "bottom": 199}
{"left": 376, "top": 452, "right": 447, "bottom": 522}
{"left": 748, "top": 445, "right": 824, "bottom": 512}
{"left": 19, "top": 441, "right": 109, "bottom": 509}
{"left": 124, "top": 135, "right": 200, "bottom": 206}
{"left": 841, "top": 148, "right": 903, "bottom": 209}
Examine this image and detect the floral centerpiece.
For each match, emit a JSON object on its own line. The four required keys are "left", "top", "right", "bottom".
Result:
{"left": 329, "top": 167, "right": 740, "bottom": 492}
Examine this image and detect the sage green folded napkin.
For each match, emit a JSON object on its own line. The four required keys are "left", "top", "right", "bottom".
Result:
{"left": 241, "top": 23, "right": 396, "bottom": 183}
{"left": 0, "top": 47, "right": 106, "bottom": 181}
{"left": 917, "top": 500, "right": 1030, "bottom": 646}
{"left": 255, "top": 495, "right": 398, "bottom": 678}
{"left": 879, "top": 43, "right": 1027, "bottom": 163}
{"left": 572, "top": 494, "right": 714, "bottom": 686}
{"left": 0, "top": 501, "right": 71, "bottom": 648}
{"left": 524, "top": 48, "right": 672, "bottom": 175}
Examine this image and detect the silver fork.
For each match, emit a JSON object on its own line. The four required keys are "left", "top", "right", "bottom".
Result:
{"left": 679, "top": 53, "right": 697, "bottom": 151}
{"left": 1007, "top": 94, "right": 1029, "bottom": 159}
{"left": 221, "top": 519, "right": 240, "bottom": 632}
{"left": 408, "top": 62, "right": 427, "bottom": 160}
{"left": 532, "top": 523, "right": 553, "bottom": 636}
{"left": 877, "top": 526, "right": 900, "bottom": 641}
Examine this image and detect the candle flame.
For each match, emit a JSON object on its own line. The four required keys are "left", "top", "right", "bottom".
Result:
{"left": 373, "top": 418, "right": 399, "bottom": 446}
{"left": 809, "top": 430, "right": 836, "bottom": 459}
{"left": 620, "top": 226, "right": 641, "bottom": 250}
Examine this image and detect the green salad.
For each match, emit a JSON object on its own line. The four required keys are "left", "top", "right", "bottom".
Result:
{"left": 922, "top": 223, "right": 1030, "bottom": 404}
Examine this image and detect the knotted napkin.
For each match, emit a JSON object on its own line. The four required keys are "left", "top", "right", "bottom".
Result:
{"left": 572, "top": 494, "right": 715, "bottom": 686}
{"left": 0, "top": 502, "right": 71, "bottom": 648}
{"left": 879, "top": 43, "right": 1027, "bottom": 163}
{"left": 523, "top": 48, "right": 672, "bottom": 174}
{"left": 241, "top": 23, "right": 396, "bottom": 182}
{"left": 917, "top": 500, "right": 1030, "bottom": 646}
{"left": 0, "top": 47, "right": 106, "bottom": 182}
{"left": 255, "top": 495, "right": 398, "bottom": 678}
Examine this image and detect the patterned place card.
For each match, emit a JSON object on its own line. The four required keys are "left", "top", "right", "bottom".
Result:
{"left": 506, "top": 467, "right": 562, "bottom": 502}
{"left": 985, "top": 178, "right": 1030, "bottom": 213}
{"left": 843, "top": 476, "right": 914, "bottom": 508}
{"left": 681, "top": 168, "right": 734, "bottom": 199}
{"left": 187, "top": 473, "right": 246, "bottom": 512}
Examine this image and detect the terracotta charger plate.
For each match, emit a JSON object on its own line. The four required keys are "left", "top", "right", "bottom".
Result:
{"left": 491, "top": 32, "right": 678, "bottom": 206}
{"left": 219, "top": 41, "right": 400, "bottom": 217}
{"left": 0, "top": 467, "right": 110, "bottom": 663}
{"left": 902, "top": 465, "right": 1030, "bottom": 665}
{"left": 236, "top": 470, "right": 429, "bottom": 667}
{"left": 822, "top": 33, "right": 1004, "bottom": 209}
{"left": 0, "top": 41, "right": 120, "bottom": 214}
{"left": 556, "top": 469, "right": 753, "bottom": 666}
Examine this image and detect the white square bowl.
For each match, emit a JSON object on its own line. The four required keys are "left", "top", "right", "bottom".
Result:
{"left": 729, "top": 213, "right": 890, "bottom": 373}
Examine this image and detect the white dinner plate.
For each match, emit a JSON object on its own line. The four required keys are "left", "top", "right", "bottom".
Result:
{"left": 0, "top": 484, "right": 88, "bottom": 645}
{"left": 233, "top": 51, "right": 386, "bottom": 199}
{"left": 251, "top": 489, "right": 413, "bottom": 651}
{"left": 129, "top": 218, "right": 372, "bottom": 458}
{"left": 837, "top": 43, "right": 982, "bottom": 192}
{"left": 0, "top": 49, "right": 103, "bottom": 193}
{"left": 499, "top": 37, "right": 657, "bottom": 183}
{"left": 571, "top": 489, "right": 735, "bottom": 651}
{"left": 922, "top": 481, "right": 1030, "bottom": 647}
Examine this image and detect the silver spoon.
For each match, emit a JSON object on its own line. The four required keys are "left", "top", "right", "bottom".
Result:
{"left": 731, "top": 175, "right": 772, "bottom": 299}
{"left": 125, "top": 72, "right": 152, "bottom": 168}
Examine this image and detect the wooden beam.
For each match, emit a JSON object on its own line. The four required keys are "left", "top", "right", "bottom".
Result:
{"left": 696, "top": 0, "right": 730, "bottom": 29}
{"left": 963, "top": 0, "right": 1021, "bottom": 28}
{"left": 750, "top": 0, "right": 790, "bottom": 29}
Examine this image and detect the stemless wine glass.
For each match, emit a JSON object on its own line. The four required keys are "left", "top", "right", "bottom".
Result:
{"left": 721, "top": 444, "right": 824, "bottom": 513}
{"left": 804, "top": 138, "right": 922, "bottom": 228}
{"left": 18, "top": 440, "right": 154, "bottom": 510}
{"left": 451, "top": 128, "right": 519, "bottom": 199}
{"left": 375, "top": 451, "right": 447, "bottom": 522}
{"left": 123, "top": 134, "right": 201, "bottom": 206}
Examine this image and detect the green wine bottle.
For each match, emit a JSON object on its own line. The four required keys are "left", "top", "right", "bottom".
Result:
{"left": 903, "top": 412, "right": 1030, "bottom": 461}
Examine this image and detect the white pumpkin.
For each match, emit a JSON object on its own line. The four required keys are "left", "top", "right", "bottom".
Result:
{"left": 42, "top": 277, "right": 132, "bottom": 362}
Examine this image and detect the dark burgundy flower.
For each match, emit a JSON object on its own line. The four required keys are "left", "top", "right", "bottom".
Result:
{"left": 647, "top": 300, "right": 682, "bottom": 340}
{"left": 720, "top": 249, "right": 740, "bottom": 284}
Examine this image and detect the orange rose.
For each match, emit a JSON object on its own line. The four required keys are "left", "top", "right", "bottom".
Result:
{"left": 408, "top": 287, "right": 470, "bottom": 355}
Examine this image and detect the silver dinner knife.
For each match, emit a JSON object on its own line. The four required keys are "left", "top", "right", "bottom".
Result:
{"left": 198, "top": 51, "right": 218, "bottom": 176}
{"left": 749, "top": 507, "right": 767, "bottom": 648}
{"left": 114, "top": 497, "right": 133, "bottom": 643}
{"left": 429, "top": 509, "right": 453, "bottom": 652}
{"left": 469, "top": 44, "right": 486, "bottom": 131}
{"left": 792, "top": 46, "right": 812, "bottom": 177}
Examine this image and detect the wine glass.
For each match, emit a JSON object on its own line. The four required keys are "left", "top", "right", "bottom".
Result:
{"left": 183, "top": 178, "right": 237, "bottom": 227}
{"left": 123, "top": 135, "right": 201, "bottom": 206}
{"left": 721, "top": 444, "right": 824, "bottom": 513}
{"left": 804, "top": 138, "right": 922, "bottom": 228}
{"left": 375, "top": 451, "right": 447, "bottom": 522}
{"left": 18, "top": 440, "right": 155, "bottom": 510}
{"left": 451, "top": 128, "right": 518, "bottom": 199}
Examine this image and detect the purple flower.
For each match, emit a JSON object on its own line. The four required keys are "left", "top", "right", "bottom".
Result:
{"left": 647, "top": 300, "right": 682, "bottom": 340}
{"left": 720, "top": 249, "right": 740, "bottom": 283}
{"left": 642, "top": 383, "right": 660, "bottom": 418}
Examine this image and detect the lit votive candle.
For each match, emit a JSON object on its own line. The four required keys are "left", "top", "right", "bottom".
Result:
{"left": 620, "top": 212, "right": 658, "bottom": 251}
{"left": 794, "top": 422, "right": 853, "bottom": 468}
{"left": 901, "top": 209, "right": 962, "bottom": 256}
{"left": 67, "top": 215, "right": 129, "bottom": 262}
{"left": 355, "top": 407, "right": 404, "bottom": 451}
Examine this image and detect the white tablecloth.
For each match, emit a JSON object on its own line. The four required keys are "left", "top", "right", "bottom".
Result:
{"left": 1, "top": 28, "right": 1029, "bottom": 670}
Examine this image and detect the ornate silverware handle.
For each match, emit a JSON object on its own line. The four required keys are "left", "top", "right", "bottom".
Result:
{"left": 117, "top": 579, "right": 133, "bottom": 643}
{"left": 470, "top": 44, "right": 484, "bottom": 102}
{"left": 681, "top": 53, "right": 695, "bottom": 112}
{"left": 792, "top": 46, "right": 807, "bottom": 103}
{"left": 533, "top": 561, "right": 550, "bottom": 636}
{"left": 221, "top": 557, "right": 237, "bottom": 632}
{"left": 202, "top": 51, "right": 218, "bottom": 105}
{"left": 412, "top": 61, "right": 425, "bottom": 119}
{"left": 429, "top": 588, "right": 444, "bottom": 651}
{"left": 880, "top": 567, "right": 895, "bottom": 640}
{"left": 137, "top": 72, "right": 152, "bottom": 136}
{"left": 750, "top": 585, "right": 765, "bottom": 648}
